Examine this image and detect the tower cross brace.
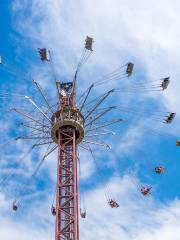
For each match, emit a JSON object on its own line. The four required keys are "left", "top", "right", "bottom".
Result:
{"left": 52, "top": 81, "right": 84, "bottom": 240}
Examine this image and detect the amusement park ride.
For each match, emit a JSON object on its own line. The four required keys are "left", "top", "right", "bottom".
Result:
{"left": 0, "top": 36, "right": 179, "bottom": 240}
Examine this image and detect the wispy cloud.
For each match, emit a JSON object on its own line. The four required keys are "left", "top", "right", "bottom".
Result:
{"left": 0, "top": 0, "right": 179, "bottom": 239}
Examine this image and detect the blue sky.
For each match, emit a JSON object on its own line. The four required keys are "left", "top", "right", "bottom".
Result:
{"left": 0, "top": 1, "right": 180, "bottom": 240}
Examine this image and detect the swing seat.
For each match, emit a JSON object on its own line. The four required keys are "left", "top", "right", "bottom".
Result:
{"left": 51, "top": 206, "right": 56, "bottom": 216}
{"left": 108, "top": 199, "right": 119, "bottom": 208}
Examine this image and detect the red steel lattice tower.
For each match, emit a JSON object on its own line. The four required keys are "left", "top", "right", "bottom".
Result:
{"left": 51, "top": 81, "right": 84, "bottom": 240}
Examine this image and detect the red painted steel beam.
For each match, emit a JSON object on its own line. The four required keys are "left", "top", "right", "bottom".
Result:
{"left": 55, "top": 126, "right": 79, "bottom": 240}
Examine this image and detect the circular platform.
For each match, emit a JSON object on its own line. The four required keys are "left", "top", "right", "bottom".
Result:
{"left": 51, "top": 107, "right": 84, "bottom": 144}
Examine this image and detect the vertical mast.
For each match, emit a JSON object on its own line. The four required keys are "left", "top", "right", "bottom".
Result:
{"left": 51, "top": 35, "right": 93, "bottom": 240}
{"left": 55, "top": 82, "right": 80, "bottom": 240}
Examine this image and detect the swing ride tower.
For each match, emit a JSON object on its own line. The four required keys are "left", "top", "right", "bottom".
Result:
{"left": 51, "top": 81, "right": 84, "bottom": 240}
{"left": 0, "top": 35, "right": 177, "bottom": 240}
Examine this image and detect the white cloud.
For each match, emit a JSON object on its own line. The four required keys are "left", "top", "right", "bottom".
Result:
{"left": 1, "top": 171, "right": 180, "bottom": 240}
{"left": 0, "top": 0, "right": 179, "bottom": 239}
{"left": 78, "top": 148, "right": 95, "bottom": 180}
{"left": 80, "top": 175, "right": 180, "bottom": 240}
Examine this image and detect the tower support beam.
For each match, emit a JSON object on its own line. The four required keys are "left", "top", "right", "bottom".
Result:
{"left": 56, "top": 126, "right": 79, "bottom": 240}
